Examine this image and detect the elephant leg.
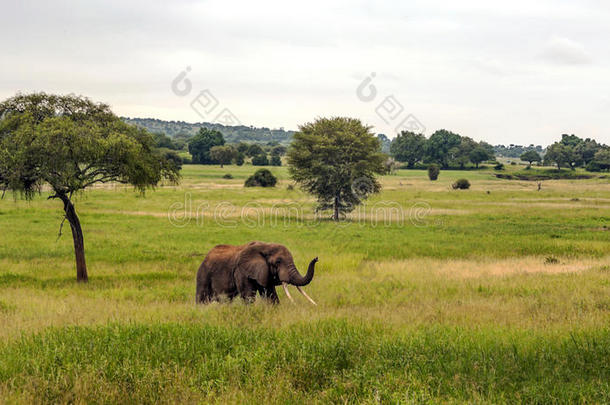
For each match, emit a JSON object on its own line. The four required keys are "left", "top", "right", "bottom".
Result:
{"left": 260, "top": 286, "right": 279, "bottom": 304}
{"left": 196, "top": 279, "right": 212, "bottom": 304}
{"left": 236, "top": 278, "right": 257, "bottom": 303}
{"left": 196, "top": 289, "right": 206, "bottom": 304}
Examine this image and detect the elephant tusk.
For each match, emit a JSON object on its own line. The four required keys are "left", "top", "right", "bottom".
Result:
{"left": 296, "top": 286, "right": 317, "bottom": 306}
{"left": 282, "top": 282, "right": 295, "bottom": 304}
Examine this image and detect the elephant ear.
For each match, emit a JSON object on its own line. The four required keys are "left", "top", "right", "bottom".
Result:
{"left": 235, "top": 242, "right": 272, "bottom": 287}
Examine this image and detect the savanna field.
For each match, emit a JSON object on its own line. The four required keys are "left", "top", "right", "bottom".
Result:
{"left": 1, "top": 165, "right": 609, "bottom": 404}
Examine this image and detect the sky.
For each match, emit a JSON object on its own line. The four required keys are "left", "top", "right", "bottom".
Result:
{"left": 1, "top": 0, "right": 609, "bottom": 146}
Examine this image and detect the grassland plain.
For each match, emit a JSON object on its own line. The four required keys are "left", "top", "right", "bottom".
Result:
{"left": 0, "top": 165, "right": 609, "bottom": 403}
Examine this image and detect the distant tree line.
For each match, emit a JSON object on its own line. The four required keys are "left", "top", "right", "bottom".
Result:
{"left": 186, "top": 128, "right": 285, "bottom": 167}
{"left": 122, "top": 117, "right": 294, "bottom": 144}
{"left": 543, "top": 134, "right": 609, "bottom": 171}
{"left": 136, "top": 117, "right": 609, "bottom": 173}
{"left": 494, "top": 144, "right": 545, "bottom": 158}
{"left": 389, "top": 129, "right": 495, "bottom": 169}
{"left": 388, "top": 130, "right": 608, "bottom": 172}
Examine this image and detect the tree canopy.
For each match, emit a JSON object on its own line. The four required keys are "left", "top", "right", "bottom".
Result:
{"left": 424, "top": 129, "right": 462, "bottom": 169}
{"left": 469, "top": 146, "right": 492, "bottom": 168}
{"left": 540, "top": 134, "right": 608, "bottom": 171}
{"left": 590, "top": 148, "right": 610, "bottom": 171}
{"left": 287, "top": 117, "right": 385, "bottom": 221}
{"left": 390, "top": 131, "right": 426, "bottom": 168}
{"left": 188, "top": 128, "right": 225, "bottom": 164}
{"left": 0, "top": 93, "right": 180, "bottom": 281}
{"left": 209, "top": 145, "right": 236, "bottom": 168}
{"left": 520, "top": 150, "right": 542, "bottom": 166}
{"left": 252, "top": 153, "right": 269, "bottom": 166}
{"left": 270, "top": 145, "right": 287, "bottom": 156}
{"left": 246, "top": 143, "right": 265, "bottom": 158}
{"left": 544, "top": 143, "right": 576, "bottom": 170}
{"left": 390, "top": 129, "right": 494, "bottom": 169}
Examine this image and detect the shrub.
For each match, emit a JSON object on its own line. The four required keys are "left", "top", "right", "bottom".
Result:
{"left": 222, "top": 173, "right": 233, "bottom": 179}
{"left": 286, "top": 184, "right": 294, "bottom": 191}
{"left": 494, "top": 163, "right": 504, "bottom": 170}
{"left": 270, "top": 155, "right": 282, "bottom": 166}
{"left": 244, "top": 169, "right": 277, "bottom": 187}
{"left": 427, "top": 164, "right": 440, "bottom": 181}
{"left": 452, "top": 178, "right": 470, "bottom": 190}
{"left": 586, "top": 161, "right": 603, "bottom": 172}
{"left": 234, "top": 152, "right": 245, "bottom": 166}
{"left": 252, "top": 154, "right": 269, "bottom": 166}
{"left": 510, "top": 161, "right": 517, "bottom": 165}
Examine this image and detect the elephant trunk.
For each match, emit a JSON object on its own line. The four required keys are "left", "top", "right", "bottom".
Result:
{"left": 288, "top": 257, "right": 317, "bottom": 286}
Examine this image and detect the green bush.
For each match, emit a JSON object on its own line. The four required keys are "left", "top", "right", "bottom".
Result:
{"left": 252, "top": 154, "right": 269, "bottom": 166}
{"left": 494, "top": 163, "right": 505, "bottom": 170}
{"left": 452, "top": 178, "right": 470, "bottom": 190}
{"left": 270, "top": 155, "right": 282, "bottom": 166}
{"left": 427, "top": 164, "right": 440, "bottom": 181}
{"left": 234, "top": 152, "right": 245, "bottom": 166}
{"left": 244, "top": 169, "right": 277, "bottom": 187}
{"left": 585, "top": 161, "right": 609, "bottom": 172}
{"left": 222, "top": 173, "right": 233, "bottom": 179}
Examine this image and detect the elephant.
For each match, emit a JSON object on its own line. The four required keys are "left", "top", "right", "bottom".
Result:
{"left": 196, "top": 241, "right": 318, "bottom": 305}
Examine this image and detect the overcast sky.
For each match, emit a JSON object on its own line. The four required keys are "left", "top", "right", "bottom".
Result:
{"left": 1, "top": 0, "right": 609, "bottom": 145}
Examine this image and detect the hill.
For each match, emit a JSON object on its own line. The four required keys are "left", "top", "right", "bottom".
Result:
{"left": 122, "top": 117, "right": 295, "bottom": 144}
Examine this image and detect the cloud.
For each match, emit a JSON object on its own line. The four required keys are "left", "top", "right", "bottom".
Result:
{"left": 542, "top": 36, "right": 591, "bottom": 65}
{"left": 1, "top": 1, "right": 610, "bottom": 145}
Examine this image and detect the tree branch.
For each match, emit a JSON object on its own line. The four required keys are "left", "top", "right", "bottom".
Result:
{"left": 56, "top": 215, "right": 67, "bottom": 241}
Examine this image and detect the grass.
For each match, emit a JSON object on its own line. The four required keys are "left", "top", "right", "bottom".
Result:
{"left": 1, "top": 164, "right": 609, "bottom": 403}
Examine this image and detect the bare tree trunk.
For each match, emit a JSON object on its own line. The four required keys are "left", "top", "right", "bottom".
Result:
{"left": 333, "top": 194, "right": 339, "bottom": 221}
{"left": 59, "top": 194, "right": 88, "bottom": 282}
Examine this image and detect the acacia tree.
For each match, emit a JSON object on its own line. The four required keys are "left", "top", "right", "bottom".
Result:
{"left": 0, "top": 93, "right": 180, "bottom": 282}
{"left": 469, "top": 146, "right": 491, "bottom": 168}
{"left": 520, "top": 150, "right": 541, "bottom": 167}
{"left": 287, "top": 117, "right": 385, "bottom": 221}
{"left": 544, "top": 143, "right": 576, "bottom": 170}
{"left": 209, "top": 145, "right": 236, "bottom": 168}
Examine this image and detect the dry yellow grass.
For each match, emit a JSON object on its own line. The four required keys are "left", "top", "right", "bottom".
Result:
{"left": 377, "top": 256, "right": 610, "bottom": 279}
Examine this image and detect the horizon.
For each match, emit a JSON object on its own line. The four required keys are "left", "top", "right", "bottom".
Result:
{"left": 121, "top": 116, "right": 577, "bottom": 148}
{"left": 2, "top": 1, "right": 610, "bottom": 145}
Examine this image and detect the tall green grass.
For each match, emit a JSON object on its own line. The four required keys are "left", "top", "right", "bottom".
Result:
{"left": 2, "top": 322, "right": 609, "bottom": 403}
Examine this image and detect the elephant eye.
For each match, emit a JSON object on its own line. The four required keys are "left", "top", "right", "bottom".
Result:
{"left": 276, "top": 258, "right": 281, "bottom": 264}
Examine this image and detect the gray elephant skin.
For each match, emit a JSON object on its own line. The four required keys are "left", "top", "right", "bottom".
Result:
{"left": 196, "top": 241, "right": 318, "bottom": 305}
